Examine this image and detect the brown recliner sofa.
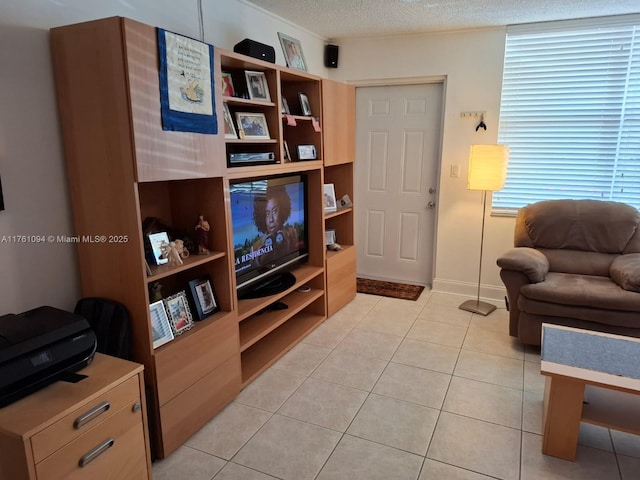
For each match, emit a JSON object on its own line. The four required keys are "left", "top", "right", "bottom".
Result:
{"left": 497, "top": 199, "right": 640, "bottom": 346}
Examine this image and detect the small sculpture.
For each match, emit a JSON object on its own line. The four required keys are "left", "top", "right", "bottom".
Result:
{"left": 160, "top": 240, "right": 183, "bottom": 266}
{"left": 194, "top": 215, "right": 210, "bottom": 254}
{"left": 150, "top": 282, "right": 163, "bottom": 302}
{"left": 174, "top": 239, "right": 190, "bottom": 259}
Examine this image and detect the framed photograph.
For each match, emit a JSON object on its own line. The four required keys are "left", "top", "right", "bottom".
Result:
{"left": 245, "top": 70, "right": 271, "bottom": 102}
{"left": 148, "top": 232, "right": 170, "bottom": 265}
{"left": 298, "top": 92, "right": 312, "bottom": 116}
{"left": 324, "top": 183, "right": 337, "bottom": 213}
{"left": 282, "top": 98, "right": 290, "bottom": 115}
{"left": 221, "top": 71, "right": 235, "bottom": 97}
{"left": 235, "top": 112, "right": 270, "bottom": 139}
{"left": 297, "top": 144, "right": 317, "bottom": 160}
{"left": 325, "top": 229, "right": 336, "bottom": 246}
{"left": 278, "top": 32, "right": 307, "bottom": 71}
{"left": 188, "top": 275, "right": 220, "bottom": 320}
{"left": 223, "top": 103, "right": 237, "bottom": 139}
{"left": 164, "top": 291, "right": 194, "bottom": 335}
{"left": 149, "top": 300, "right": 174, "bottom": 349}
{"left": 283, "top": 140, "right": 291, "bottom": 162}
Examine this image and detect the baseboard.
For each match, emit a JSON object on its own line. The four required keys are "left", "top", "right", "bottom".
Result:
{"left": 432, "top": 278, "right": 506, "bottom": 303}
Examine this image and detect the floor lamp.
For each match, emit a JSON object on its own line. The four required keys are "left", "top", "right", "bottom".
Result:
{"left": 459, "top": 144, "right": 509, "bottom": 316}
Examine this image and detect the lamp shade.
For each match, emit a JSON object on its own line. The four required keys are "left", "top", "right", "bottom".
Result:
{"left": 467, "top": 144, "right": 509, "bottom": 191}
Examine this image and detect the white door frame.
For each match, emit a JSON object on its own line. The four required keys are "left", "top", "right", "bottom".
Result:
{"left": 350, "top": 75, "right": 447, "bottom": 286}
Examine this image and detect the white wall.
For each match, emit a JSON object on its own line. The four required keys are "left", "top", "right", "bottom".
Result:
{"left": 329, "top": 29, "right": 516, "bottom": 300}
{"left": 0, "top": 0, "right": 328, "bottom": 314}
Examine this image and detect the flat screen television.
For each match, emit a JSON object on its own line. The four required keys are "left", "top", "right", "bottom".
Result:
{"left": 230, "top": 174, "right": 308, "bottom": 298}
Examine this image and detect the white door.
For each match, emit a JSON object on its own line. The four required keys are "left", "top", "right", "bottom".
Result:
{"left": 355, "top": 83, "right": 443, "bottom": 286}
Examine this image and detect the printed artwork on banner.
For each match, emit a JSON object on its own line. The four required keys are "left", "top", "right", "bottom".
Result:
{"left": 164, "top": 31, "right": 213, "bottom": 115}
{"left": 157, "top": 28, "right": 217, "bottom": 134}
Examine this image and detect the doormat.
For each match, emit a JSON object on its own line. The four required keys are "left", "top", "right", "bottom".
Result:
{"left": 356, "top": 278, "right": 424, "bottom": 301}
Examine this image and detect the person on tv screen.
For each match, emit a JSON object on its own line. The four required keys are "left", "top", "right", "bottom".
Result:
{"left": 252, "top": 185, "right": 298, "bottom": 265}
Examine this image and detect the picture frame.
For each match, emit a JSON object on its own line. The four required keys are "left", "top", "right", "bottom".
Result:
{"left": 221, "top": 71, "right": 235, "bottom": 97}
{"left": 282, "top": 98, "right": 290, "bottom": 115}
{"left": 325, "top": 228, "right": 336, "bottom": 246}
{"left": 164, "top": 291, "right": 194, "bottom": 335}
{"left": 278, "top": 32, "right": 307, "bottom": 71}
{"left": 245, "top": 70, "right": 271, "bottom": 102}
{"left": 223, "top": 103, "right": 237, "bottom": 139}
{"left": 324, "top": 183, "right": 337, "bottom": 213}
{"left": 148, "top": 231, "right": 170, "bottom": 265}
{"left": 298, "top": 92, "right": 312, "bottom": 116}
{"left": 235, "top": 112, "right": 270, "bottom": 139}
{"left": 188, "top": 275, "right": 220, "bottom": 321}
{"left": 283, "top": 140, "right": 291, "bottom": 163}
{"left": 149, "top": 300, "right": 174, "bottom": 349}
{"left": 297, "top": 144, "right": 317, "bottom": 160}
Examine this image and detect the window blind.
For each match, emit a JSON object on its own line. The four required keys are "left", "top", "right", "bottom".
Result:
{"left": 494, "top": 15, "right": 640, "bottom": 214}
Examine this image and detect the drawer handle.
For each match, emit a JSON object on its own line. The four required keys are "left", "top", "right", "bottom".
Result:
{"left": 73, "top": 401, "right": 110, "bottom": 429}
{"left": 78, "top": 438, "right": 114, "bottom": 467}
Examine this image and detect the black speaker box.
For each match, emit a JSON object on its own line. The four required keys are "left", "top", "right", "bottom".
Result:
{"left": 233, "top": 39, "right": 276, "bottom": 64}
{"left": 325, "top": 44, "right": 339, "bottom": 68}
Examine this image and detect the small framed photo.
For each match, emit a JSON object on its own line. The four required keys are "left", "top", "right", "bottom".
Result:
{"left": 245, "top": 70, "right": 271, "bottom": 102}
{"left": 282, "top": 98, "right": 290, "bottom": 115}
{"left": 149, "top": 300, "right": 174, "bottom": 349}
{"left": 298, "top": 92, "right": 312, "bottom": 116}
{"left": 235, "top": 112, "right": 270, "bottom": 139}
{"left": 221, "top": 72, "right": 235, "bottom": 97}
{"left": 283, "top": 140, "right": 291, "bottom": 163}
{"left": 164, "top": 291, "right": 194, "bottom": 336}
{"left": 297, "top": 144, "right": 316, "bottom": 160}
{"left": 324, "top": 183, "right": 337, "bottom": 214}
{"left": 188, "top": 275, "right": 220, "bottom": 321}
{"left": 223, "top": 103, "right": 237, "bottom": 139}
{"left": 278, "top": 32, "right": 307, "bottom": 71}
{"left": 148, "top": 232, "right": 170, "bottom": 265}
{"left": 325, "top": 229, "right": 336, "bottom": 246}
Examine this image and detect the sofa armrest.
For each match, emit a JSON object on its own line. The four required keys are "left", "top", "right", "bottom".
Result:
{"left": 497, "top": 247, "right": 549, "bottom": 283}
{"left": 610, "top": 254, "right": 640, "bottom": 292}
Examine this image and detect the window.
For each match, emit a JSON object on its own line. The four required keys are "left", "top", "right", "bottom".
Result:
{"left": 494, "top": 15, "right": 640, "bottom": 214}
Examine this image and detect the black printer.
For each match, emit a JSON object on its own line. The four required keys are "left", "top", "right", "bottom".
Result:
{"left": 0, "top": 306, "right": 97, "bottom": 407}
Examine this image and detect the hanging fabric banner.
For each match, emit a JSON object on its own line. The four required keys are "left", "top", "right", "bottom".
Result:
{"left": 157, "top": 29, "right": 218, "bottom": 134}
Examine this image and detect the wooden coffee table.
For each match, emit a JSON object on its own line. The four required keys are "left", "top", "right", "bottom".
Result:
{"left": 540, "top": 324, "right": 640, "bottom": 460}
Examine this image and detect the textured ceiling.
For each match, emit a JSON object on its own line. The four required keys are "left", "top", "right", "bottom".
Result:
{"left": 247, "top": 0, "right": 640, "bottom": 39}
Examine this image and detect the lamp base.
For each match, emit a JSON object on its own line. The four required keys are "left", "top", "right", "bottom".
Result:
{"left": 459, "top": 299, "right": 497, "bottom": 316}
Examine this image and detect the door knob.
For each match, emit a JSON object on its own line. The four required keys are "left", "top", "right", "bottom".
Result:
{"left": 427, "top": 201, "right": 436, "bottom": 209}
{"left": 429, "top": 187, "right": 436, "bottom": 194}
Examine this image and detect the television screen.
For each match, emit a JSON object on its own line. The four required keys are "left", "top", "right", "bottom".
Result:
{"left": 230, "top": 175, "right": 308, "bottom": 295}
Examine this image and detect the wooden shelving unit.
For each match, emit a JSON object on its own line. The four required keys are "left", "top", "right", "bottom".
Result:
{"left": 322, "top": 80, "right": 357, "bottom": 316}
{"left": 50, "top": 16, "right": 356, "bottom": 459}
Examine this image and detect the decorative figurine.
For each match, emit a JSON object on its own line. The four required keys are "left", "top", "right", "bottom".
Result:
{"left": 160, "top": 240, "right": 183, "bottom": 266}
{"left": 150, "top": 281, "right": 163, "bottom": 302}
{"left": 194, "top": 215, "right": 210, "bottom": 254}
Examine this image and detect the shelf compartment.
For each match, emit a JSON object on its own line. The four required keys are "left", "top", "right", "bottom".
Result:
{"left": 146, "top": 251, "right": 225, "bottom": 282}
{"left": 239, "top": 288, "right": 324, "bottom": 351}
{"left": 241, "top": 304, "right": 325, "bottom": 386}
{"left": 237, "top": 264, "right": 324, "bottom": 320}
{"left": 226, "top": 160, "right": 324, "bottom": 180}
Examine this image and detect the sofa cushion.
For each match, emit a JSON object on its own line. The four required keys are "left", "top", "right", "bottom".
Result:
{"left": 610, "top": 254, "right": 640, "bottom": 293}
{"left": 515, "top": 199, "right": 640, "bottom": 253}
{"left": 539, "top": 249, "right": 618, "bottom": 276}
{"left": 520, "top": 272, "right": 640, "bottom": 311}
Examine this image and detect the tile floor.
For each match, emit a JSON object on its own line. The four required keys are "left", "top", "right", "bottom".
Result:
{"left": 152, "top": 291, "right": 640, "bottom": 480}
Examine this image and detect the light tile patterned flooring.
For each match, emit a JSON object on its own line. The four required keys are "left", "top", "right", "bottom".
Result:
{"left": 152, "top": 291, "right": 640, "bottom": 480}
